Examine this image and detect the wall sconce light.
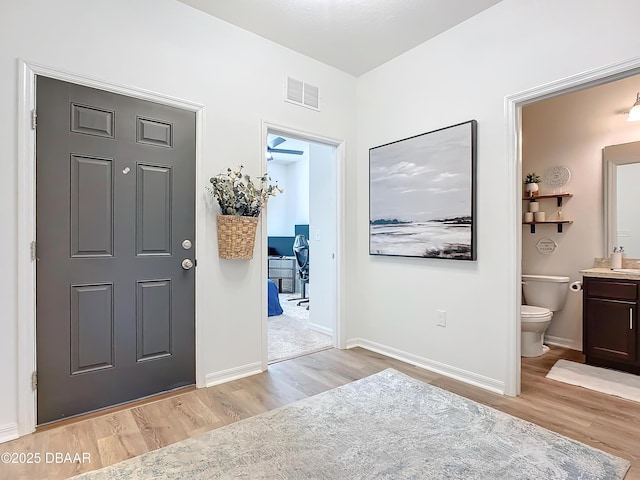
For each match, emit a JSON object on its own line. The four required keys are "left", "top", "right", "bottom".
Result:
{"left": 628, "top": 92, "right": 640, "bottom": 122}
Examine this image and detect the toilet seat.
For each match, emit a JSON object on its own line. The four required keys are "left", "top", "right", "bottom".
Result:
{"left": 521, "top": 305, "right": 552, "bottom": 322}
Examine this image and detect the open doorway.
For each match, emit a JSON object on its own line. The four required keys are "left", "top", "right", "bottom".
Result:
{"left": 265, "top": 130, "right": 339, "bottom": 363}
{"left": 506, "top": 58, "right": 640, "bottom": 396}
{"left": 518, "top": 72, "right": 640, "bottom": 389}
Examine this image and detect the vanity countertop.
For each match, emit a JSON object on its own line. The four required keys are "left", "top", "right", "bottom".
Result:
{"left": 580, "top": 267, "right": 640, "bottom": 280}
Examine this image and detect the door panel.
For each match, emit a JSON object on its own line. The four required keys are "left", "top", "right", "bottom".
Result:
{"left": 136, "top": 280, "right": 173, "bottom": 361}
{"left": 70, "top": 154, "right": 114, "bottom": 257}
{"left": 36, "top": 76, "right": 196, "bottom": 425}
{"left": 137, "top": 117, "right": 173, "bottom": 147}
{"left": 70, "top": 283, "right": 115, "bottom": 374}
{"left": 136, "top": 164, "right": 172, "bottom": 255}
{"left": 71, "top": 103, "right": 115, "bottom": 138}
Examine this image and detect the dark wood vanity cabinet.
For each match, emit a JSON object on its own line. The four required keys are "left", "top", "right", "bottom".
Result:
{"left": 583, "top": 276, "right": 640, "bottom": 374}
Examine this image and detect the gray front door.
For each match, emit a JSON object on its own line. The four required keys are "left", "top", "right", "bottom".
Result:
{"left": 36, "top": 77, "right": 196, "bottom": 425}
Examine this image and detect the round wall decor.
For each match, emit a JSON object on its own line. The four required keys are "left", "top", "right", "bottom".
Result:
{"left": 544, "top": 166, "right": 571, "bottom": 188}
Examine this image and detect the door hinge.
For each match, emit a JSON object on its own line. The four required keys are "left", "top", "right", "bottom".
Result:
{"left": 31, "top": 371, "right": 37, "bottom": 391}
{"left": 30, "top": 241, "right": 37, "bottom": 261}
{"left": 31, "top": 109, "right": 37, "bottom": 129}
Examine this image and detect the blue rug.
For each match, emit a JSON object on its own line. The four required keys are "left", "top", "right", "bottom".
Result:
{"left": 73, "top": 369, "right": 630, "bottom": 479}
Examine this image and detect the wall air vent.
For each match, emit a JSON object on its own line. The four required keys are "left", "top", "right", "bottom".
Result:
{"left": 285, "top": 77, "right": 319, "bottom": 111}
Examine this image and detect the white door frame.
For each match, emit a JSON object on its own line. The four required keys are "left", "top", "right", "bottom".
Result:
{"left": 17, "top": 59, "right": 205, "bottom": 435}
{"left": 260, "top": 121, "right": 346, "bottom": 370}
{"left": 504, "top": 56, "right": 640, "bottom": 396}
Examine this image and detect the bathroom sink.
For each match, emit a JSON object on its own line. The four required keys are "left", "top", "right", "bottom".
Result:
{"left": 611, "top": 268, "right": 640, "bottom": 274}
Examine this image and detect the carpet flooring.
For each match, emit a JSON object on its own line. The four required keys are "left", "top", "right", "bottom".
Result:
{"left": 72, "top": 369, "right": 630, "bottom": 479}
{"left": 547, "top": 359, "right": 640, "bottom": 403}
{"left": 268, "top": 293, "right": 332, "bottom": 363}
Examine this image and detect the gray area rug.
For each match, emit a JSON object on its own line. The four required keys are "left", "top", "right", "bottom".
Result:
{"left": 268, "top": 293, "right": 332, "bottom": 363}
{"left": 72, "top": 369, "right": 630, "bottom": 479}
{"left": 547, "top": 359, "right": 640, "bottom": 403}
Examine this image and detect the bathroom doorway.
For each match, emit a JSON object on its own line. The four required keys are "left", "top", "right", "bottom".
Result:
{"left": 507, "top": 58, "right": 640, "bottom": 395}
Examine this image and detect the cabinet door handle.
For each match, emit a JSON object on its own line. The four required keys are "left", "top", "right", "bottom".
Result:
{"left": 631, "top": 308, "right": 634, "bottom": 330}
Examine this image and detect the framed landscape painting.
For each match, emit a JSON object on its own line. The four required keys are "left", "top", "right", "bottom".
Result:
{"left": 369, "top": 120, "right": 477, "bottom": 260}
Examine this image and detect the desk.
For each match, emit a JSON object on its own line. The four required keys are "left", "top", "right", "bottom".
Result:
{"left": 268, "top": 256, "right": 296, "bottom": 293}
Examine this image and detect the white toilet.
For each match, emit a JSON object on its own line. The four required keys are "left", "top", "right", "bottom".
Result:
{"left": 521, "top": 274, "right": 570, "bottom": 357}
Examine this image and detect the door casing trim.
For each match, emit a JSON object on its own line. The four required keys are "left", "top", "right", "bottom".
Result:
{"left": 17, "top": 59, "right": 205, "bottom": 435}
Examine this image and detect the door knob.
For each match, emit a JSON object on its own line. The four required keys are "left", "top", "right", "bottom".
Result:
{"left": 181, "top": 259, "right": 194, "bottom": 270}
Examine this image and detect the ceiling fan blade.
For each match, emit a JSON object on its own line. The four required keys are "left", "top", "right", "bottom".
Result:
{"left": 268, "top": 137, "right": 286, "bottom": 149}
{"left": 268, "top": 148, "right": 304, "bottom": 155}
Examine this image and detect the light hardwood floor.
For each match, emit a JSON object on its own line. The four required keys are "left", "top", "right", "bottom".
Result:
{"left": 1, "top": 346, "right": 639, "bottom": 479}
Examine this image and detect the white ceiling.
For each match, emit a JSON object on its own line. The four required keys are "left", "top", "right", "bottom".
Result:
{"left": 177, "top": 0, "right": 502, "bottom": 76}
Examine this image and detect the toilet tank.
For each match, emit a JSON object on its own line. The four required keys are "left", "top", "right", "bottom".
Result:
{"left": 522, "top": 274, "right": 570, "bottom": 311}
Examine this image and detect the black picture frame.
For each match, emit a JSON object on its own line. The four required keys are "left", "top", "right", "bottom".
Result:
{"left": 369, "top": 120, "right": 477, "bottom": 260}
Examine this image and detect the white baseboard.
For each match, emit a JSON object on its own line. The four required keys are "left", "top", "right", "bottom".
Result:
{"left": 347, "top": 338, "right": 505, "bottom": 394}
{"left": 308, "top": 322, "right": 333, "bottom": 336}
{"left": 545, "top": 335, "right": 582, "bottom": 351}
{"left": 345, "top": 338, "right": 360, "bottom": 349}
{"left": 205, "top": 362, "right": 263, "bottom": 387}
{"left": 0, "top": 423, "right": 19, "bottom": 444}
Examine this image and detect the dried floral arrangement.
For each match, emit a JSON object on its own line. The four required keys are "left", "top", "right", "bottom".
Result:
{"left": 208, "top": 165, "right": 282, "bottom": 217}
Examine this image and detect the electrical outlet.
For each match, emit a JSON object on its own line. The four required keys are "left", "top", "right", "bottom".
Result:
{"left": 436, "top": 309, "right": 446, "bottom": 327}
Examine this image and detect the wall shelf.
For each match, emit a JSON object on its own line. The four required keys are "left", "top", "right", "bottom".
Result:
{"left": 523, "top": 220, "right": 573, "bottom": 234}
{"left": 523, "top": 193, "right": 573, "bottom": 207}
{"left": 522, "top": 193, "right": 573, "bottom": 233}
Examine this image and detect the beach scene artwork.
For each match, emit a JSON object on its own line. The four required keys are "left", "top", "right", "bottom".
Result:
{"left": 369, "top": 121, "right": 476, "bottom": 260}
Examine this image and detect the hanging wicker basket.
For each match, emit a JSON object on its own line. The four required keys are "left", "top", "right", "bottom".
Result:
{"left": 216, "top": 214, "right": 259, "bottom": 260}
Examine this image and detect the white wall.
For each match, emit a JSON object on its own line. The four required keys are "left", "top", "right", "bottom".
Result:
{"left": 0, "top": 0, "right": 356, "bottom": 437}
{"left": 308, "top": 142, "right": 337, "bottom": 335}
{"left": 354, "top": 0, "right": 640, "bottom": 390}
{"left": 291, "top": 157, "right": 310, "bottom": 226}
{"left": 267, "top": 156, "right": 309, "bottom": 237}
{"left": 266, "top": 162, "right": 290, "bottom": 237}
{"left": 266, "top": 157, "right": 310, "bottom": 238}
{"left": 522, "top": 76, "right": 640, "bottom": 349}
